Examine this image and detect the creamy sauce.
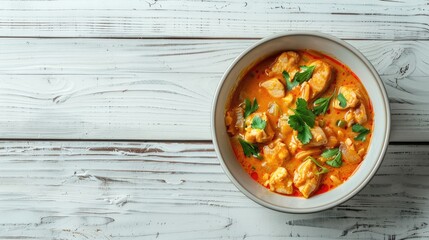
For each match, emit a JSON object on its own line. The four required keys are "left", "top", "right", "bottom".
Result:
{"left": 225, "top": 50, "right": 373, "bottom": 198}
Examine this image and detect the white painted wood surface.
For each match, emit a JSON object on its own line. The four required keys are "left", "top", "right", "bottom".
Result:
{"left": 0, "top": 0, "right": 428, "bottom": 239}
{"left": 0, "top": 39, "right": 428, "bottom": 141}
{"left": 0, "top": 141, "right": 427, "bottom": 239}
{"left": 0, "top": 0, "right": 427, "bottom": 39}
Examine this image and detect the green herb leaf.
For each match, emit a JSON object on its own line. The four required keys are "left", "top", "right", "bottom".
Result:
{"left": 352, "top": 124, "right": 370, "bottom": 141}
{"left": 244, "top": 98, "right": 259, "bottom": 118}
{"left": 288, "top": 115, "right": 304, "bottom": 132}
{"left": 283, "top": 70, "right": 299, "bottom": 90}
{"left": 251, "top": 116, "right": 266, "bottom": 130}
{"left": 321, "top": 148, "right": 339, "bottom": 159}
{"left": 294, "top": 98, "right": 316, "bottom": 128}
{"left": 298, "top": 124, "right": 313, "bottom": 145}
{"left": 294, "top": 65, "right": 316, "bottom": 84}
{"left": 327, "top": 153, "right": 342, "bottom": 168}
{"left": 308, "top": 157, "right": 329, "bottom": 175}
{"left": 337, "top": 93, "right": 347, "bottom": 108}
{"left": 313, "top": 95, "right": 333, "bottom": 115}
{"left": 322, "top": 148, "right": 342, "bottom": 168}
{"left": 238, "top": 138, "right": 262, "bottom": 160}
{"left": 352, "top": 123, "right": 368, "bottom": 132}
{"left": 288, "top": 98, "right": 316, "bottom": 144}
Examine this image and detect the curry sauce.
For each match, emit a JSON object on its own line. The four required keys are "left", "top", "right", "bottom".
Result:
{"left": 225, "top": 50, "right": 373, "bottom": 198}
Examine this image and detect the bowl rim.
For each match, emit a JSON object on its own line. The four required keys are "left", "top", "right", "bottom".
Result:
{"left": 211, "top": 31, "right": 391, "bottom": 213}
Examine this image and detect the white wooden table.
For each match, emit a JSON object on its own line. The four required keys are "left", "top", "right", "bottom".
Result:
{"left": 0, "top": 0, "right": 428, "bottom": 239}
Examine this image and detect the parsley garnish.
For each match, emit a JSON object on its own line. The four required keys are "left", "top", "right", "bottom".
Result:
{"left": 282, "top": 65, "right": 314, "bottom": 91}
{"left": 238, "top": 138, "right": 262, "bottom": 160}
{"left": 244, "top": 98, "right": 259, "bottom": 118}
{"left": 251, "top": 116, "right": 266, "bottom": 130}
{"left": 352, "top": 124, "right": 370, "bottom": 141}
{"left": 282, "top": 70, "right": 299, "bottom": 90}
{"left": 294, "top": 65, "right": 316, "bottom": 84}
{"left": 308, "top": 157, "right": 329, "bottom": 175}
{"left": 337, "top": 93, "right": 347, "bottom": 108}
{"left": 313, "top": 95, "right": 333, "bottom": 115}
{"left": 322, "top": 148, "right": 342, "bottom": 168}
{"left": 288, "top": 98, "right": 316, "bottom": 144}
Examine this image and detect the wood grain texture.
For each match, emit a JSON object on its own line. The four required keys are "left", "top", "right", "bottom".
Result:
{"left": 0, "top": 0, "right": 428, "bottom": 39}
{"left": 0, "top": 38, "right": 427, "bottom": 141}
{"left": 0, "top": 141, "right": 427, "bottom": 239}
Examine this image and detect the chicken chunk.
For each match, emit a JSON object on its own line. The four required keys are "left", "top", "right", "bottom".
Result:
{"left": 334, "top": 86, "right": 361, "bottom": 109}
{"left": 354, "top": 103, "right": 368, "bottom": 125}
{"left": 293, "top": 126, "right": 328, "bottom": 147}
{"left": 344, "top": 103, "right": 368, "bottom": 127}
{"left": 278, "top": 114, "right": 293, "bottom": 137}
{"left": 300, "top": 82, "right": 311, "bottom": 101}
{"left": 330, "top": 173, "right": 343, "bottom": 187}
{"left": 340, "top": 138, "right": 362, "bottom": 164}
{"left": 288, "top": 134, "right": 299, "bottom": 154}
{"left": 225, "top": 107, "right": 245, "bottom": 135}
{"left": 265, "top": 167, "right": 294, "bottom": 195}
{"left": 260, "top": 78, "right": 285, "bottom": 98}
{"left": 262, "top": 139, "right": 290, "bottom": 172}
{"left": 267, "top": 102, "right": 282, "bottom": 117}
{"left": 267, "top": 51, "right": 300, "bottom": 78}
{"left": 307, "top": 60, "right": 334, "bottom": 99}
{"left": 293, "top": 158, "right": 321, "bottom": 198}
{"left": 308, "top": 127, "right": 328, "bottom": 147}
{"left": 225, "top": 111, "right": 233, "bottom": 134}
{"left": 244, "top": 113, "right": 274, "bottom": 143}
{"left": 295, "top": 148, "right": 322, "bottom": 161}
{"left": 282, "top": 93, "right": 294, "bottom": 108}
{"left": 326, "top": 135, "right": 339, "bottom": 148}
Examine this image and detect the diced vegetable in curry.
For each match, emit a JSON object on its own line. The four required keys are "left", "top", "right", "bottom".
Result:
{"left": 225, "top": 50, "right": 373, "bottom": 198}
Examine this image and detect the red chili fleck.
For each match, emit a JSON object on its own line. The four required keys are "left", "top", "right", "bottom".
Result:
{"left": 315, "top": 184, "right": 330, "bottom": 195}
{"left": 293, "top": 188, "right": 302, "bottom": 197}
{"left": 251, "top": 172, "right": 258, "bottom": 181}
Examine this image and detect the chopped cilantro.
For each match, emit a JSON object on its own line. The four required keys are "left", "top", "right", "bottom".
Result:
{"left": 251, "top": 116, "right": 266, "bottom": 130}
{"left": 244, "top": 98, "right": 259, "bottom": 118}
{"left": 294, "top": 98, "right": 316, "bottom": 127}
{"left": 238, "top": 138, "right": 262, "bottom": 160}
{"left": 288, "top": 98, "right": 316, "bottom": 144}
{"left": 322, "top": 148, "right": 342, "bottom": 168}
{"left": 337, "top": 93, "right": 347, "bottom": 108}
{"left": 313, "top": 95, "right": 333, "bottom": 115}
{"left": 294, "top": 65, "right": 316, "bottom": 84}
{"left": 283, "top": 70, "right": 299, "bottom": 90}
{"left": 352, "top": 124, "right": 370, "bottom": 141}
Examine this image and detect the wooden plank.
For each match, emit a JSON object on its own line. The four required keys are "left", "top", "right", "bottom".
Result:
{"left": 0, "top": 141, "right": 427, "bottom": 239}
{"left": 0, "top": 38, "right": 428, "bottom": 141}
{"left": 0, "top": 0, "right": 428, "bottom": 39}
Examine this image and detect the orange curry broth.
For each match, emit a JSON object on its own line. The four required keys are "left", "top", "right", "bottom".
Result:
{"left": 226, "top": 49, "right": 374, "bottom": 198}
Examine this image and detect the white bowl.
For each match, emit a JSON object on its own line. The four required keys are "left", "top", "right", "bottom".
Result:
{"left": 211, "top": 31, "right": 391, "bottom": 213}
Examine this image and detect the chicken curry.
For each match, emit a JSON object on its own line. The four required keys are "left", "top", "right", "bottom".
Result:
{"left": 225, "top": 50, "right": 373, "bottom": 198}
